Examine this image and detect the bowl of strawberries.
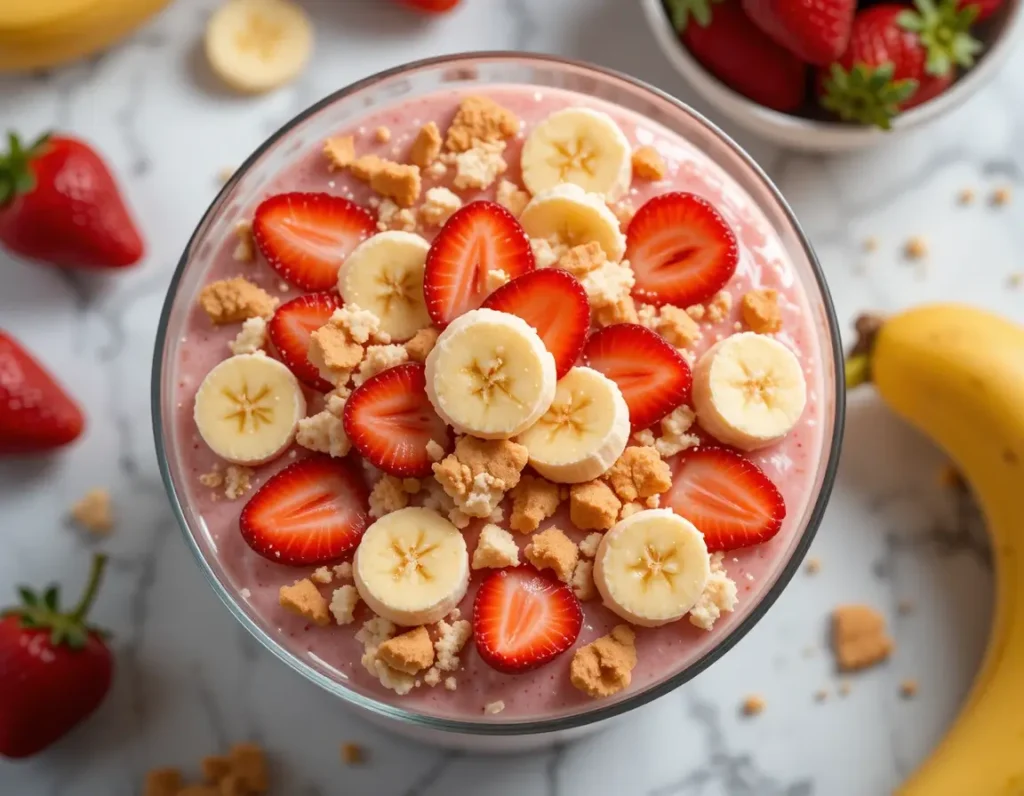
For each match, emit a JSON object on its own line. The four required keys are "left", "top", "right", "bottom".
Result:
{"left": 642, "top": 0, "right": 1024, "bottom": 150}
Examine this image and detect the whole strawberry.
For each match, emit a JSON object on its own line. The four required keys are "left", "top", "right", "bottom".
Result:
{"left": 0, "top": 331, "right": 84, "bottom": 455}
{"left": 743, "top": 0, "right": 856, "bottom": 65}
{"left": 819, "top": 0, "right": 981, "bottom": 128}
{"left": 0, "top": 132, "right": 144, "bottom": 270}
{"left": 0, "top": 554, "right": 114, "bottom": 759}
{"left": 667, "top": 0, "right": 807, "bottom": 112}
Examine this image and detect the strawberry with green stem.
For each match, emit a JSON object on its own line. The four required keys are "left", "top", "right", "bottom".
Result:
{"left": 0, "top": 554, "right": 114, "bottom": 758}
{"left": 819, "top": 0, "right": 981, "bottom": 129}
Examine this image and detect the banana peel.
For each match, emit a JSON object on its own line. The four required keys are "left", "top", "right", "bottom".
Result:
{"left": 0, "top": 0, "right": 171, "bottom": 72}
{"left": 848, "top": 303, "right": 1024, "bottom": 794}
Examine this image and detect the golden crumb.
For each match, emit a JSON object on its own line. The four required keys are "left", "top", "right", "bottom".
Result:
{"left": 831, "top": 605, "right": 894, "bottom": 672}
{"left": 741, "top": 289, "right": 783, "bottom": 334}
{"left": 805, "top": 557, "right": 821, "bottom": 575}
{"left": 341, "top": 743, "right": 366, "bottom": 765}
{"left": 570, "top": 625, "right": 637, "bottom": 698}
{"left": 605, "top": 446, "right": 672, "bottom": 503}
{"left": 957, "top": 187, "right": 975, "bottom": 205}
{"left": 217, "top": 166, "right": 236, "bottom": 184}
{"left": 656, "top": 305, "right": 702, "bottom": 347}
{"left": 377, "top": 626, "right": 435, "bottom": 674}
{"left": 524, "top": 527, "right": 579, "bottom": 583}
{"left": 741, "top": 695, "right": 766, "bottom": 716}
{"left": 199, "top": 277, "right": 278, "bottom": 325}
{"left": 472, "top": 523, "right": 520, "bottom": 569}
{"left": 594, "top": 295, "right": 639, "bottom": 327}
{"left": 900, "top": 679, "right": 919, "bottom": 698}
{"left": 350, "top": 154, "right": 386, "bottom": 182}
{"left": 570, "top": 480, "right": 622, "bottom": 531}
{"left": 863, "top": 236, "right": 879, "bottom": 252}
{"left": 201, "top": 756, "right": 232, "bottom": 785}
{"left": 229, "top": 743, "right": 269, "bottom": 794}
{"left": 558, "top": 241, "right": 606, "bottom": 278}
{"left": 904, "top": 236, "right": 928, "bottom": 260}
{"left": 310, "top": 322, "right": 364, "bottom": 373}
{"left": 404, "top": 327, "right": 439, "bottom": 363}
{"left": 143, "top": 768, "right": 183, "bottom": 796}
{"left": 686, "top": 303, "right": 706, "bottom": 321}
{"left": 324, "top": 136, "right": 356, "bottom": 171}
{"left": 370, "top": 162, "right": 422, "bottom": 208}
{"left": 509, "top": 473, "right": 562, "bottom": 533}
{"left": 279, "top": 579, "right": 330, "bottom": 626}
{"left": 991, "top": 186, "right": 1012, "bottom": 206}
{"left": 433, "top": 436, "right": 529, "bottom": 501}
{"left": 410, "top": 122, "right": 443, "bottom": 168}
{"left": 445, "top": 95, "right": 519, "bottom": 152}
{"left": 631, "top": 146, "right": 667, "bottom": 180}
{"left": 70, "top": 488, "right": 113, "bottom": 534}
{"left": 375, "top": 126, "right": 392, "bottom": 143}
{"left": 571, "top": 559, "right": 597, "bottom": 601}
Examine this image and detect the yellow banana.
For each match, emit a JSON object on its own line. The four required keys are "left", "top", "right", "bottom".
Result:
{"left": 847, "top": 304, "right": 1024, "bottom": 795}
{"left": 0, "top": 0, "right": 171, "bottom": 73}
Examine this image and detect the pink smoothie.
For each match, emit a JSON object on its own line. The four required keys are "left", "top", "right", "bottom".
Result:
{"left": 169, "top": 86, "right": 827, "bottom": 723}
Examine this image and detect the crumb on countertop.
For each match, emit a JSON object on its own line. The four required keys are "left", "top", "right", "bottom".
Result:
{"left": 831, "top": 604, "right": 894, "bottom": 672}
{"left": 805, "top": 557, "right": 821, "bottom": 575}
{"left": 70, "top": 488, "right": 113, "bottom": 534}
{"left": 903, "top": 236, "right": 928, "bottom": 260}
{"left": 957, "top": 187, "right": 975, "bottom": 205}
{"left": 814, "top": 689, "right": 829, "bottom": 703}
{"left": 341, "top": 743, "right": 366, "bottom": 765}
{"left": 838, "top": 681, "right": 852, "bottom": 697}
{"left": 863, "top": 236, "right": 879, "bottom": 252}
{"left": 991, "top": 186, "right": 1012, "bottom": 206}
{"left": 741, "top": 695, "right": 766, "bottom": 717}
{"left": 900, "top": 679, "right": 919, "bottom": 699}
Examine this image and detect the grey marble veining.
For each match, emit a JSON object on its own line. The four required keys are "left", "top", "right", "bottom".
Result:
{"left": 1, "top": 0, "right": 1018, "bottom": 793}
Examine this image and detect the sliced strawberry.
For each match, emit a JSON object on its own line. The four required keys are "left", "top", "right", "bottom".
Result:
{"left": 343, "top": 363, "right": 450, "bottom": 478}
{"left": 239, "top": 455, "right": 370, "bottom": 566}
{"left": 424, "top": 201, "right": 535, "bottom": 327}
{"left": 473, "top": 566, "right": 583, "bottom": 674}
{"left": 0, "top": 331, "right": 85, "bottom": 455}
{"left": 626, "top": 192, "right": 738, "bottom": 308}
{"left": 267, "top": 292, "right": 344, "bottom": 391}
{"left": 253, "top": 192, "right": 375, "bottom": 291}
{"left": 583, "top": 323, "right": 692, "bottom": 429}
{"left": 481, "top": 269, "right": 589, "bottom": 379}
{"left": 663, "top": 447, "right": 786, "bottom": 552}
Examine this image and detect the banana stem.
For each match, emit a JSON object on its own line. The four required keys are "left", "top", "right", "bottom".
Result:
{"left": 845, "top": 353, "right": 871, "bottom": 389}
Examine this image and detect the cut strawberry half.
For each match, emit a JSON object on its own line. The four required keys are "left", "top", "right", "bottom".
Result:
{"left": 253, "top": 192, "right": 376, "bottom": 291}
{"left": 239, "top": 455, "right": 370, "bottom": 566}
{"left": 423, "top": 201, "right": 535, "bottom": 327}
{"left": 663, "top": 447, "right": 786, "bottom": 552}
{"left": 267, "top": 291, "right": 344, "bottom": 391}
{"left": 343, "top": 362, "right": 450, "bottom": 478}
{"left": 473, "top": 566, "right": 583, "bottom": 674}
{"left": 481, "top": 269, "right": 589, "bottom": 379}
{"left": 582, "top": 323, "right": 692, "bottom": 429}
{"left": 626, "top": 192, "right": 738, "bottom": 307}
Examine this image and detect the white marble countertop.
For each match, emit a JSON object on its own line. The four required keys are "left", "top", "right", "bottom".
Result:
{"left": 1, "top": 1, "right": 1020, "bottom": 793}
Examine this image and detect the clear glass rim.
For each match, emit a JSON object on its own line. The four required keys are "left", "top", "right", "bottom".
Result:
{"left": 151, "top": 52, "right": 846, "bottom": 736}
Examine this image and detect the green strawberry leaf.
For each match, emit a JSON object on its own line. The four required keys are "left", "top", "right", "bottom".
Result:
{"left": 43, "top": 586, "right": 60, "bottom": 611}
{"left": 664, "top": 0, "right": 721, "bottom": 31}
{"left": 900, "top": 0, "right": 983, "bottom": 77}
{"left": 821, "top": 63, "right": 918, "bottom": 131}
{"left": 18, "top": 587, "right": 38, "bottom": 607}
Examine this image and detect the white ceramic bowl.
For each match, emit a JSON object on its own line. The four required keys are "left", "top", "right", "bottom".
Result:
{"left": 642, "top": 0, "right": 1024, "bottom": 151}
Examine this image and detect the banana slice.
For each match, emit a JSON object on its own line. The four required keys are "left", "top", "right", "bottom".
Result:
{"left": 594, "top": 509, "right": 711, "bottom": 628}
{"left": 519, "top": 184, "right": 626, "bottom": 263}
{"left": 337, "top": 231, "right": 432, "bottom": 342}
{"left": 692, "top": 332, "right": 807, "bottom": 451}
{"left": 516, "top": 366, "right": 630, "bottom": 483}
{"left": 425, "top": 308, "right": 557, "bottom": 439}
{"left": 194, "top": 353, "right": 306, "bottom": 465}
{"left": 353, "top": 507, "right": 469, "bottom": 627}
{"left": 521, "top": 108, "right": 633, "bottom": 201}
{"left": 205, "top": 0, "right": 313, "bottom": 95}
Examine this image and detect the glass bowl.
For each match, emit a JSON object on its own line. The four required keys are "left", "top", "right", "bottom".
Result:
{"left": 152, "top": 53, "right": 845, "bottom": 742}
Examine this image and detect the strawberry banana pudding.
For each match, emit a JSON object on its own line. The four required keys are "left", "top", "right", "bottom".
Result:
{"left": 174, "top": 87, "right": 824, "bottom": 721}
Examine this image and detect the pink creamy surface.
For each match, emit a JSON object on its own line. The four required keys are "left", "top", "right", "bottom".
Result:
{"left": 169, "top": 86, "right": 827, "bottom": 722}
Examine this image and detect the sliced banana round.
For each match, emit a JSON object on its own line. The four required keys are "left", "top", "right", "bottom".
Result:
{"left": 519, "top": 184, "right": 626, "bottom": 263}
{"left": 337, "top": 231, "right": 431, "bottom": 342}
{"left": 516, "top": 366, "right": 630, "bottom": 484}
{"left": 205, "top": 0, "right": 313, "bottom": 95}
{"left": 425, "top": 308, "right": 557, "bottom": 439}
{"left": 521, "top": 108, "right": 633, "bottom": 201}
{"left": 692, "top": 332, "right": 807, "bottom": 451}
{"left": 194, "top": 353, "right": 306, "bottom": 466}
{"left": 354, "top": 507, "right": 469, "bottom": 627}
{"left": 594, "top": 509, "right": 711, "bottom": 628}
